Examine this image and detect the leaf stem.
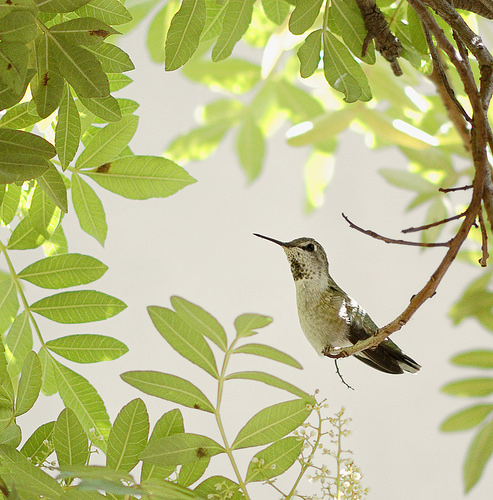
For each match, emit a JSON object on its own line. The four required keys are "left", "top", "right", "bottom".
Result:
{"left": 0, "top": 240, "right": 44, "bottom": 346}
{"left": 214, "top": 336, "right": 251, "bottom": 500}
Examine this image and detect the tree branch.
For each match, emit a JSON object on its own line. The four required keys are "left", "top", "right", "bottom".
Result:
{"left": 401, "top": 211, "right": 467, "bottom": 233}
{"left": 342, "top": 213, "right": 452, "bottom": 247}
{"left": 327, "top": 0, "right": 491, "bottom": 359}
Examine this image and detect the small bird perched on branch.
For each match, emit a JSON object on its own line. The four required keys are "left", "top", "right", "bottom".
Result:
{"left": 255, "top": 234, "right": 421, "bottom": 375}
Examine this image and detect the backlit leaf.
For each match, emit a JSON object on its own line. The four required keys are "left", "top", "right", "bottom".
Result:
{"left": 289, "top": 0, "right": 322, "bottom": 35}
{"left": 246, "top": 436, "right": 302, "bottom": 482}
{"left": 37, "top": 164, "right": 68, "bottom": 212}
{"left": 298, "top": 29, "right": 321, "bottom": 78}
{"left": 30, "top": 290, "right": 126, "bottom": 323}
{"left": 234, "top": 313, "right": 272, "bottom": 338}
{"left": 18, "top": 253, "right": 107, "bottom": 289}
{"left": 5, "top": 311, "right": 32, "bottom": 379}
{"left": 15, "top": 351, "right": 42, "bottom": 416}
{"left": 261, "top": 0, "right": 289, "bottom": 25}
{"left": 121, "top": 371, "right": 214, "bottom": 413}
{"left": 232, "top": 399, "right": 312, "bottom": 449}
{"left": 107, "top": 398, "right": 149, "bottom": 472}
{"left": 46, "top": 334, "right": 128, "bottom": 363}
{"left": 54, "top": 408, "right": 89, "bottom": 466}
{"left": 212, "top": 0, "right": 255, "bottom": 61}
{"left": 451, "top": 350, "right": 493, "bottom": 369}
{"left": 86, "top": 155, "right": 196, "bottom": 199}
{"left": 76, "top": 0, "right": 132, "bottom": 25}
{"left": 441, "top": 405, "right": 493, "bottom": 432}
{"left": 79, "top": 95, "right": 122, "bottom": 122}
{"left": 71, "top": 173, "right": 107, "bottom": 245}
{"left": 464, "top": 419, "right": 493, "bottom": 492}
{"left": 165, "top": 0, "right": 205, "bottom": 71}
{"left": 171, "top": 296, "right": 227, "bottom": 351}
{"left": 141, "top": 433, "right": 224, "bottom": 467}
{"left": 442, "top": 378, "right": 493, "bottom": 397}
{"left": 236, "top": 114, "right": 264, "bottom": 182}
{"left": 148, "top": 306, "right": 218, "bottom": 378}
{"left": 232, "top": 343, "right": 302, "bottom": 369}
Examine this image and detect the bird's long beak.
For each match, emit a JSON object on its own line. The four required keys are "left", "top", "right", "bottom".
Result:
{"left": 254, "top": 233, "right": 287, "bottom": 247}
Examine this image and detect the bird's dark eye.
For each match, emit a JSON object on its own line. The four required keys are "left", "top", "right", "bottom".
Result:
{"left": 305, "top": 243, "right": 315, "bottom": 252}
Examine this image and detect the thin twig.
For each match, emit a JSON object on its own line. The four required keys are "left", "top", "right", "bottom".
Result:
{"left": 342, "top": 213, "right": 452, "bottom": 247}
{"left": 478, "top": 208, "right": 489, "bottom": 266}
{"left": 439, "top": 184, "right": 473, "bottom": 192}
{"left": 334, "top": 360, "right": 354, "bottom": 390}
{"left": 402, "top": 211, "right": 467, "bottom": 233}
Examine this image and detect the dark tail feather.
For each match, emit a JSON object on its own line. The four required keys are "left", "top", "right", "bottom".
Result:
{"left": 355, "top": 341, "right": 421, "bottom": 374}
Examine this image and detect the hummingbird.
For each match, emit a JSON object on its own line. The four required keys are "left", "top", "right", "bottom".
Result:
{"left": 254, "top": 234, "right": 420, "bottom": 374}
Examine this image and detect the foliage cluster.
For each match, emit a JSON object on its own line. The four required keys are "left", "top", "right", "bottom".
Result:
{"left": 1, "top": 0, "right": 493, "bottom": 496}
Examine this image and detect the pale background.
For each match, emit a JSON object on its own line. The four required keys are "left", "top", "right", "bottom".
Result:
{"left": 10, "top": 14, "right": 493, "bottom": 500}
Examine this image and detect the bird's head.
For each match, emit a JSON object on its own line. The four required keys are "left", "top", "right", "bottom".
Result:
{"left": 254, "top": 234, "right": 329, "bottom": 281}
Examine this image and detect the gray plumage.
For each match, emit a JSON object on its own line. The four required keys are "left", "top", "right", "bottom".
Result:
{"left": 255, "top": 234, "right": 420, "bottom": 375}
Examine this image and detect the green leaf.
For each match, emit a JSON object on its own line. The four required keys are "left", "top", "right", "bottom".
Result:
{"left": 49, "top": 17, "right": 119, "bottom": 46}
{"left": 146, "top": 1, "right": 176, "bottom": 63}
{"left": 171, "top": 296, "right": 227, "bottom": 351}
{"left": 464, "top": 418, "right": 493, "bottom": 492}
{"left": 165, "top": 0, "right": 205, "bottom": 71}
{"left": 141, "top": 408, "right": 184, "bottom": 482}
{"left": 5, "top": 311, "right": 32, "bottom": 379}
{"left": 331, "top": 0, "right": 375, "bottom": 64}
{"left": 0, "top": 68, "right": 34, "bottom": 111}
{"left": 18, "top": 253, "right": 107, "bottom": 289}
{"left": 0, "top": 41, "right": 28, "bottom": 93}
{"left": 141, "top": 433, "right": 224, "bottom": 467}
{"left": 28, "top": 181, "right": 61, "bottom": 238}
{"left": 226, "top": 371, "right": 312, "bottom": 400}
{"left": 30, "top": 290, "right": 126, "bottom": 323}
{"left": 0, "top": 153, "right": 49, "bottom": 184}
{"left": 0, "top": 11, "right": 37, "bottom": 43}
{"left": 148, "top": 306, "right": 218, "bottom": 378}
{"left": 297, "top": 29, "right": 321, "bottom": 78}
{"left": 379, "top": 168, "right": 435, "bottom": 192}
{"left": 0, "top": 183, "right": 20, "bottom": 224}
{"left": 201, "top": 0, "right": 226, "bottom": 42}
{"left": 236, "top": 114, "right": 265, "bottom": 182}
{"left": 43, "top": 222, "right": 68, "bottom": 256}
{"left": 46, "top": 334, "right": 128, "bottom": 363}
{"left": 7, "top": 217, "right": 45, "bottom": 250}
{"left": 79, "top": 95, "right": 122, "bottom": 122}
{"left": 54, "top": 362, "right": 111, "bottom": 451}
{"left": 85, "top": 155, "right": 196, "bottom": 199}
{"left": 55, "top": 85, "right": 80, "bottom": 168}
{"left": 49, "top": 34, "right": 109, "bottom": 98}
{"left": 289, "top": 0, "right": 323, "bottom": 35}
{"left": 178, "top": 457, "right": 209, "bottom": 487}
{"left": 0, "top": 447, "right": 63, "bottom": 498}
{"left": 107, "top": 398, "right": 149, "bottom": 472}
{"left": 0, "top": 274, "right": 18, "bottom": 333}
{"left": 36, "top": 0, "right": 92, "bottom": 13}
{"left": 31, "top": 33, "right": 64, "bottom": 118}
{"left": 39, "top": 346, "right": 57, "bottom": 396}
{"left": 232, "top": 399, "right": 312, "bottom": 450}
{"left": 15, "top": 351, "right": 42, "bottom": 416}
{"left": 0, "top": 423, "right": 21, "bottom": 447}
{"left": 233, "top": 343, "right": 302, "bottom": 368}
{"left": 21, "top": 421, "right": 55, "bottom": 465}
{"left": 54, "top": 407, "right": 89, "bottom": 466}
{"left": 76, "top": 0, "right": 132, "bottom": 25}
{"left": 0, "top": 100, "right": 41, "bottom": 129}
{"left": 234, "top": 313, "right": 272, "bottom": 338}
{"left": 323, "top": 30, "right": 371, "bottom": 103}
{"left": 451, "top": 350, "right": 493, "bottom": 369}
{"left": 441, "top": 405, "right": 493, "bottom": 432}
{"left": 182, "top": 57, "right": 260, "bottom": 93}
{"left": 442, "top": 378, "right": 493, "bottom": 397}
{"left": 246, "top": 436, "right": 302, "bottom": 482}
{"left": 71, "top": 173, "right": 107, "bottom": 245}
{"left": 86, "top": 42, "right": 134, "bottom": 72}
{"left": 261, "top": 0, "right": 289, "bottom": 25}
{"left": 121, "top": 371, "right": 215, "bottom": 413}
{"left": 37, "top": 164, "right": 68, "bottom": 212}
{"left": 212, "top": 0, "right": 255, "bottom": 61}
{"left": 75, "top": 114, "right": 138, "bottom": 169}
